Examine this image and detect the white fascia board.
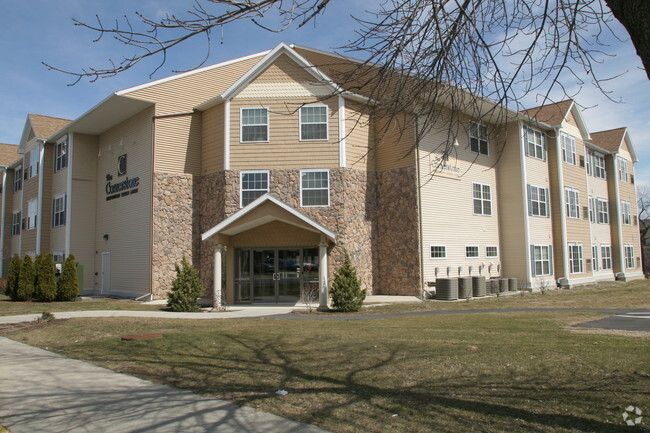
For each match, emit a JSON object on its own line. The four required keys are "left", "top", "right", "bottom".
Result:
{"left": 195, "top": 95, "right": 225, "bottom": 112}
{"left": 622, "top": 129, "right": 639, "bottom": 162}
{"left": 18, "top": 120, "right": 34, "bottom": 154}
{"left": 201, "top": 193, "right": 336, "bottom": 242}
{"left": 584, "top": 141, "right": 613, "bottom": 155}
{"left": 116, "top": 50, "right": 270, "bottom": 96}
{"left": 289, "top": 44, "right": 366, "bottom": 65}
{"left": 567, "top": 102, "right": 591, "bottom": 140}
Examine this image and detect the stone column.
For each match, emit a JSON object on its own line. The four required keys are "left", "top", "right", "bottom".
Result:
{"left": 317, "top": 241, "right": 329, "bottom": 311}
{"left": 213, "top": 245, "right": 223, "bottom": 309}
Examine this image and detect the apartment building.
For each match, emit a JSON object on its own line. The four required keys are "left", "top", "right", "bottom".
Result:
{"left": 0, "top": 43, "right": 643, "bottom": 305}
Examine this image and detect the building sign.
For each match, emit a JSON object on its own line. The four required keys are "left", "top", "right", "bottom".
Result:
{"left": 106, "top": 154, "right": 139, "bottom": 201}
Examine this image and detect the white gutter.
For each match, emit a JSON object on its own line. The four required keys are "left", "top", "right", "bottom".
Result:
{"left": 0, "top": 168, "right": 6, "bottom": 276}
{"left": 612, "top": 151, "right": 625, "bottom": 273}
{"left": 36, "top": 140, "right": 45, "bottom": 254}
{"left": 64, "top": 134, "right": 73, "bottom": 258}
{"left": 584, "top": 145, "right": 594, "bottom": 277}
{"left": 555, "top": 128, "right": 569, "bottom": 279}
{"left": 519, "top": 122, "right": 532, "bottom": 286}
{"left": 415, "top": 119, "right": 425, "bottom": 297}
{"left": 224, "top": 99, "right": 231, "bottom": 170}
{"left": 338, "top": 95, "right": 346, "bottom": 168}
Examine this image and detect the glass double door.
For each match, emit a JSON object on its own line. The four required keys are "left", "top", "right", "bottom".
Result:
{"left": 235, "top": 247, "right": 319, "bottom": 303}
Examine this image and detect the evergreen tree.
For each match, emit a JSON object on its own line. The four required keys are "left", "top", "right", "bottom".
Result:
{"left": 16, "top": 255, "right": 35, "bottom": 302}
{"left": 167, "top": 257, "right": 205, "bottom": 312}
{"left": 6, "top": 254, "right": 21, "bottom": 300}
{"left": 57, "top": 254, "right": 79, "bottom": 301}
{"left": 330, "top": 252, "right": 365, "bottom": 312}
{"left": 35, "top": 253, "right": 57, "bottom": 302}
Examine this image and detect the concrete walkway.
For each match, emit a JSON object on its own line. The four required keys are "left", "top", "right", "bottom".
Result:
{"left": 0, "top": 337, "right": 329, "bottom": 433}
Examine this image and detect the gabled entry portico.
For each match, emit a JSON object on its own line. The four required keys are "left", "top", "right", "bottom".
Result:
{"left": 201, "top": 194, "right": 336, "bottom": 309}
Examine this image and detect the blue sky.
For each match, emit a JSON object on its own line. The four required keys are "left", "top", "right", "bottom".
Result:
{"left": 1, "top": 1, "right": 648, "bottom": 185}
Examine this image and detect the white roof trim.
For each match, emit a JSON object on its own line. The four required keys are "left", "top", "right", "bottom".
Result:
{"left": 565, "top": 101, "right": 591, "bottom": 140}
{"left": 290, "top": 44, "right": 366, "bottom": 65}
{"left": 201, "top": 193, "right": 336, "bottom": 242}
{"left": 116, "top": 50, "right": 270, "bottom": 96}
{"left": 621, "top": 129, "right": 639, "bottom": 162}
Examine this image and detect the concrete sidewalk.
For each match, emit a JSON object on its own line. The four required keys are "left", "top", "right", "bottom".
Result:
{"left": 0, "top": 337, "right": 328, "bottom": 433}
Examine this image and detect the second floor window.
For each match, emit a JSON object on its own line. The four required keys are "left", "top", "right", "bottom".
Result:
{"left": 472, "top": 183, "right": 492, "bottom": 215}
{"left": 301, "top": 169, "right": 330, "bottom": 207}
{"left": 29, "top": 148, "right": 39, "bottom": 178}
{"left": 52, "top": 194, "right": 67, "bottom": 227}
{"left": 14, "top": 166, "right": 22, "bottom": 192}
{"left": 621, "top": 200, "right": 631, "bottom": 225}
{"left": 241, "top": 108, "right": 268, "bottom": 142}
{"left": 240, "top": 171, "right": 269, "bottom": 207}
{"left": 565, "top": 187, "right": 580, "bottom": 219}
{"left": 586, "top": 150, "right": 606, "bottom": 179}
{"left": 12, "top": 211, "right": 21, "bottom": 236}
{"left": 469, "top": 122, "right": 488, "bottom": 155}
{"left": 561, "top": 134, "right": 576, "bottom": 165}
{"left": 596, "top": 199, "right": 609, "bottom": 224}
{"left": 527, "top": 185, "right": 549, "bottom": 217}
{"left": 300, "top": 106, "right": 328, "bottom": 140}
{"left": 55, "top": 138, "right": 68, "bottom": 172}
{"left": 588, "top": 196, "right": 595, "bottom": 223}
{"left": 27, "top": 199, "right": 37, "bottom": 230}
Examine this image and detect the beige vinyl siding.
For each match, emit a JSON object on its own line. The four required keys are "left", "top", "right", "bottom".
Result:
{"left": 49, "top": 156, "right": 68, "bottom": 253}
{"left": 547, "top": 130, "right": 566, "bottom": 277}
{"left": 229, "top": 97, "right": 340, "bottom": 170}
{"left": 495, "top": 122, "right": 527, "bottom": 282}
{"left": 94, "top": 107, "right": 153, "bottom": 296}
{"left": 39, "top": 143, "right": 54, "bottom": 253}
{"left": 11, "top": 165, "right": 22, "bottom": 257}
{"left": 230, "top": 221, "right": 321, "bottom": 247}
{"left": 345, "top": 101, "right": 374, "bottom": 171}
{"left": 3, "top": 170, "right": 15, "bottom": 264}
{"left": 586, "top": 168, "right": 613, "bottom": 276}
{"left": 21, "top": 153, "right": 39, "bottom": 255}
{"left": 248, "top": 53, "right": 316, "bottom": 84}
{"left": 618, "top": 140, "right": 641, "bottom": 270}
{"left": 605, "top": 155, "right": 623, "bottom": 272}
{"left": 375, "top": 112, "right": 416, "bottom": 171}
{"left": 419, "top": 113, "right": 501, "bottom": 282}
{"left": 154, "top": 113, "right": 202, "bottom": 174}
{"left": 70, "top": 133, "right": 98, "bottom": 290}
{"left": 201, "top": 103, "right": 225, "bottom": 174}
{"left": 125, "top": 57, "right": 261, "bottom": 116}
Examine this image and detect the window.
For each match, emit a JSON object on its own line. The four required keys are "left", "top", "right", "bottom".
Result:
{"left": 52, "top": 252, "right": 65, "bottom": 263}
{"left": 565, "top": 187, "right": 580, "bottom": 219}
{"left": 588, "top": 196, "right": 595, "bottom": 223}
{"left": 525, "top": 126, "right": 545, "bottom": 160}
{"left": 472, "top": 183, "right": 492, "bottom": 215}
{"left": 531, "top": 245, "right": 553, "bottom": 276}
{"left": 301, "top": 169, "right": 329, "bottom": 207}
{"left": 300, "top": 106, "right": 328, "bottom": 140}
{"left": 55, "top": 137, "right": 68, "bottom": 172}
{"left": 624, "top": 245, "right": 635, "bottom": 269}
{"left": 596, "top": 199, "right": 609, "bottom": 224}
{"left": 527, "top": 185, "right": 549, "bottom": 217}
{"left": 486, "top": 246, "right": 498, "bottom": 258}
{"left": 29, "top": 148, "right": 39, "bottom": 178}
{"left": 568, "top": 243, "right": 583, "bottom": 274}
{"left": 240, "top": 108, "right": 269, "bottom": 142}
{"left": 618, "top": 157, "right": 629, "bottom": 182}
{"left": 592, "top": 245, "right": 599, "bottom": 271}
{"left": 586, "top": 150, "right": 605, "bottom": 178}
{"left": 240, "top": 171, "right": 269, "bottom": 207}
{"left": 561, "top": 134, "right": 576, "bottom": 165}
{"left": 27, "top": 199, "right": 37, "bottom": 230}
{"left": 601, "top": 245, "right": 612, "bottom": 270}
{"left": 52, "top": 194, "right": 66, "bottom": 227}
{"left": 621, "top": 200, "right": 631, "bottom": 225}
{"left": 465, "top": 245, "right": 479, "bottom": 258}
{"left": 11, "top": 211, "right": 21, "bottom": 236}
{"left": 469, "top": 122, "right": 488, "bottom": 155}
{"left": 14, "top": 166, "right": 22, "bottom": 192}
{"left": 430, "top": 245, "right": 446, "bottom": 259}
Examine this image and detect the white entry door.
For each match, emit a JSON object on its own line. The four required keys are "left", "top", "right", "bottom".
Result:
{"left": 102, "top": 252, "right": 111, "bottom": 293}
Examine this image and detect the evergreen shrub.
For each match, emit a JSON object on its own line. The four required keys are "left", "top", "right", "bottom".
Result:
{"left": 57, "top": 254, "right": 79, "bottom": 301}
{"left": 16, "top": 255, "right": 35, "bottom": 301}
{"left": 330, "top": 252, "right": 365, "bottom": 312}
{"left": 6, "top": 254, "right": 21, "bottom": 300}
{"left": 167, "top": 257, "right": 205, "bottom": 312}
{"left": 35, "top": 253, "right": 57, "bottom": 302}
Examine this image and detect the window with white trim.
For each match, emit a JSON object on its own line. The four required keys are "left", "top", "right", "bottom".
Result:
{"left": 618, "top": 157, "right": 629, "bottom": 182}
{"left": 300, "top": 106, "right": 328, "bottom": 140}
{"left": 14, "top": 166, "right": 22, "bottom": 192}
{"left": 588, "top": 196, "right": 595, "bottom": 223}
{"left": 486, "top": 246, "right": 498, "bottom": 258}
{"left": 624, "top": 245, "right": 635, "bottom": 269}
{"left": 561, "top": 134, "right": 576, "bottom": 165}
{"left": 240, "top": 171, "right": 269, "bottom": 207}
{"left": 469, "top": 122, "right": 488, "bottom": 155}
{"left": 596, "top": 199, "right": 609, "bottom": 224}
{"left": 527, "top": 185, "right": 549, "bottom": 217}
{"left": 525, "top": 126, "right": 545, "bottom": 160}
{"left": 11, "top": 211, "right": 21, "bottom": 236}
{"left": 52, "top": 194, "right": 66, "bottom": 227}
{"left": 430, "top": 245, "right": 446, "bottom": 259}
{"left": 52, "top": 252, "right": 65, "bottom": 263}
{"left": 621, "top": 200, "right": 631, "bottom": 225}
{"left": 531, "top": 245, "right": 552, "bottom": 277}
{"left": 564, "top": 187, "right": 580, "bottom": 219}
{"left": 240, "top": 108, "right": 269, "bottom": 142}
{"left": 568, "top": 243, "right": 583, "bottom": 274}
{"left": 472, "top": 183, "right": 492, "bottom": 215}
{"left": 55, "top": 137, "right": 68, "bottom": 172}
{"left": 29, "top": 148, "right": 39, "bottom": 178}
{"left": 601, "top": 245, "right": 612, "bottom": 270}
{"left": 301, "top": 169, "right": 329, "bottom": 207}
{"left": 592, "top": 245, "right": 599, "bottom": 271}
{"left": 465, "top": 245, "right": 479, "bottom": 258}
{"left": 586, "top": 150, "right": 605, "bottom": 179}
{"left": 27, "top": 199, "right": 37, "bottom": 230}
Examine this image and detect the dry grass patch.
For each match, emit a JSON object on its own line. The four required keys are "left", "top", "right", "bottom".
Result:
{"left": 0, "top": 294, "right": 165, "bottom": 316}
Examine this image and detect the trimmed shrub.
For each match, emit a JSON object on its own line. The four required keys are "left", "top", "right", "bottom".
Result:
{"left": 57, "top": 254, "right": 79, "bottom": 301}
{"left": 16, "top": 255, "right": 35, "bottom": 302}
{"left": 330, "top": 252, "right": 365, "bottom": 312}
{"left": 167, "top": 257, "right": 204, "bottom": 312}
{"left": 5, "top": 254, "right": 21, "bottom": 300}
{"left": 35, "top": 253, "right": 57, "bottom": 302}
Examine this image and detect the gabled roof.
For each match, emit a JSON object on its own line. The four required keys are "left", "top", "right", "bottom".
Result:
{"left": 521, "top": 99, "right": 590, "bottom": 139}
{"left": 0, "top": 143, "right": 19, "bottom": 166}
{"left": 591, "top": 127, "right": 638, "bottom": 162}
{"left": 202, "top": 193, "right": 336, "bottom": 242}
{"left": 28, "top": 114, "right": 71, "bottom": 139}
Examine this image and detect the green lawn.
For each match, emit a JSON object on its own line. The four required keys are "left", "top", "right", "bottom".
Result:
{"left": 0, "top": 294, "right": 165, "bottom": 316}
{"left": 2, "top": 308, "right": 648, "bottom": 432}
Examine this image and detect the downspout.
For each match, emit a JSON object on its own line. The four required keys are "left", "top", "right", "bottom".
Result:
{"left": 19, "top": 156, "right": 24, "bottom": 255}
{"left": 612, "top": 151, "right": 625, "bottom": 274}
{"left": 0, "top": 168, "right": 6, "bottom": 276}
{"left": 36, "top": 140, "right": 45, "bottom": 254}
{"left": 224, "top": 99, "right": 231, "bottom": 170}
{"left": 415, "top": 117, "right": 425, "bottom": 298}
{"left": 149, "top": 114, "right": 156, "bottom": 300}
{"left": 518, "top": 122, "right": 532, "bottom": 286}
{"left": 584, "top": 147, "right": 593, "bottom": 277}
{"left": 555, "top": 128, "right": 569, "bottom": 280}
{"left": 64, "top": 134, "right": 73, "bottom": 258}
{"left": 338, "top": 95, "right": 347, "bottom": 168}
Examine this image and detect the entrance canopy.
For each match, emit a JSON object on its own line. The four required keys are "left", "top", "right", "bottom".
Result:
{"left": 201, "top": 193, "right": 336, "bottom": 243}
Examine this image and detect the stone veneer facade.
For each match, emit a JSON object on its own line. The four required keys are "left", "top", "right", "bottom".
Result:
{"left": 151, "top": 166, "right": 421, "bottom": 300}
